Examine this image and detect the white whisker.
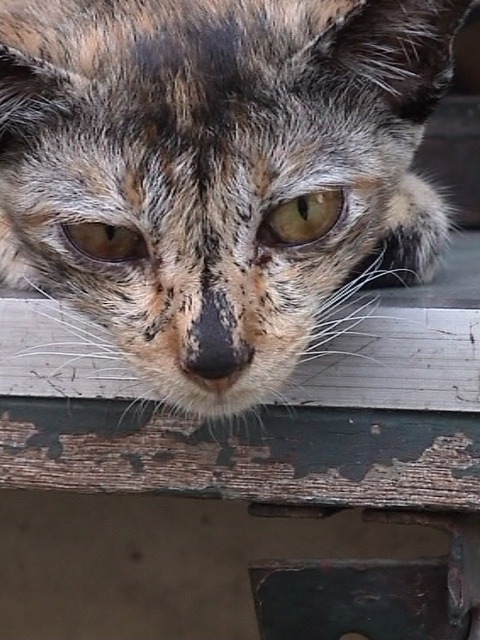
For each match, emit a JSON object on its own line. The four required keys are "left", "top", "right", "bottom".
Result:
{"left": 300, "top": 262, "right": 416, "bottom": 374}
{"left": 117, "top": 389, "right": 154, "bottom": 430}
{"left": 300, "top": 349, "right": 386, "bottom": 367}
{"left": 24, "top": 277, "right": 111, "bottom": 333}
{"left": 307, "top": 315, "right": 376, "bottom": 352}
{"left": 88, "top": 366, "right": 135, "bottom": 375}
{"left": 91, "top": 376, "right": 139, "bottom": 382}
{"left": 10, "top": 351, "right": 122, "bottom": 360}
{"left": 313, "top": 294, "right": 378, "bottom": 327}
{"left": 34, "top": 309, "right": 111, "bottom": 346}
{"left": 47, "top": 353, "right": 124, "bottom": 378}
{"left": 311, "top": 299, "right": 379, "bottom": 337}
{"left": 10, "top": 341, "right": 116, "bottom": 354}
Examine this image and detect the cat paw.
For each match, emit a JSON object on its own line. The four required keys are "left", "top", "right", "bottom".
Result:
{"left": 352, "top": 173, "right": 451, "bottom": 288}
{"left": 0, "top": 211, "right": 36, "bottom": 289}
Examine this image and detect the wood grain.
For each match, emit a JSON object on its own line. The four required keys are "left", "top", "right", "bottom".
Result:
{"left": 0, "top": 233, "right": 479, "bottom": 507}
{"left": 1, "top": 399, "right": 480, "bottom": 511}
{"left": 0, "top": 233, "right": 478, "bottom": 413}
{"left": 1, "top": 233, "right": 479, "bottom": 413}
{"left": 0, "top": 302, "right": 477, "bottom": 412}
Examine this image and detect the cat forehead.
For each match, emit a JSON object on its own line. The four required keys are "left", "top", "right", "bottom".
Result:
{"left": 0, "top": 0, "right": 370, "bottom": 148}
{"left": 1, "top": 0, "right": 407, "bottom": 204}
{"left": 0, "top": 0, "right": 363, "bottom": 75}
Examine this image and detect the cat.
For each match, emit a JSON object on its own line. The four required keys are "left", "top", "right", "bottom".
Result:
{"left": 0, "top": 0, "right": 473, "bottom": 418}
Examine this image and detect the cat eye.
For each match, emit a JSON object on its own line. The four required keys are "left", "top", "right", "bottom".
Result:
{"left": 62, "top": 223, "right": 148, "bottom": 262}
{"left": 261, "top": 190, "right": 344, "bottom": 246}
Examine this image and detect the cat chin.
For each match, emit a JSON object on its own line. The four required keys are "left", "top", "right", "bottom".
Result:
{"left": 145, "top": 392, "right": 266, "bottom": 420}
{"left": 154, "top": 384, "right": 275, "bottom": 419}
{"left": 142, "top": 366, "right": 295, "bottom": 419}
{"left": 124, "top": 340, "right": 302, "bottom": 419}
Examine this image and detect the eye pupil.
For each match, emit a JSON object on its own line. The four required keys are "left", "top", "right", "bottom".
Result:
{"left": 297, "top": 197, "right": 309, "bottom": 221}
{"left": 105, "top": 226, "right": 116, "bottom": 241}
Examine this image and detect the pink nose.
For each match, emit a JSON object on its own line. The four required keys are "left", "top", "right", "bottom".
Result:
{"left": 182, "top": 368, "right": 244, "bottom": 394}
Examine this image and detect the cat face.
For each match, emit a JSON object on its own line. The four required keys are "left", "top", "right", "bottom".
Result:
{"left": 0, "top": 0, "right": 472, "bottom": 417}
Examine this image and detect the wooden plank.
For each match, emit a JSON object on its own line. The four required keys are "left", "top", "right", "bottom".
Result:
{"left": 374, "top": 231, "right": 480, "bottom": 309}
{"left": 0, "top": 233, "right": 480, "bottom": 412}
{"left": 0, "top": 232, "right": 478, "bottom": 507}
{"left": 1, "top": 232, "right": 479, "bottom": 412}
{"left": 1, "top": 398, "right": 480, "bottom": 511}
{"left": 1, "top": 300, "right": 479, "bottom": 411}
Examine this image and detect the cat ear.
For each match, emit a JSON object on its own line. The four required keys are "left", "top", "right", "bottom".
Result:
{"left": 308, "top": 0, "right": 473, "bottom": 121}
{"left": 0, "top": 44, "right": 80, "bottom": 140}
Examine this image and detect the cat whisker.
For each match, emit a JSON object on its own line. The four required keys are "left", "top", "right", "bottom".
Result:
{"left": 315, "top": 256, "right": 413, "bottom": 318}
{"left": 312, "top": 297, "right": 380, "bottom": 336}
{"left": 305, "top": 329, "right": 381, "bottom": 349}
{"left": 318, "top": 310, "right": 426, "bottom": 328}
{"left": 48, "top": 353, "right": 125, "bottom": 378}
{"left": 87, "top": 366, "right": 134, "bottom": 374}
{"left": 8, "top": 341, "right": 117, "bottom": 355}
{"left": 307, "top": 323, "right": 385, "bottom": 360}
{"left": 9, "top": 350, "right": 122, "bottom": 360}
{"left": 310, "top": 301, "right": 380, "bottom": 343}
{"left": 301, "top": 290, "right": 391, "bottom": 367}
{"left": 90, "top": 376, "right": 139, "bottom": 381}
{"left": 313, "top": 293, "right": 379, "bottom": 327}
{"left": 1, "top": 344, "right": 118, "bottom": 370}
{"left": 310, "top": 264, "right": 419, "bottom": 355}
{"left": 24, "top": 277, "right": 111, "bottom": 333}
{"left": 51, "top": 305, "right": 111, "bottom": 338}
{"left": 266, "top": 388, "right": 297, "bottom": 419}
{"left": 33, "top": 309, "right": 112, "bottom": 347}
{"left": 299, "top": 349, "right": 387, "bottom": 368}
{"left": 113, "top": 379, "right": 149, "bottom": 396}
{"left": 246, "top": 405, "right": 266, "bottom": 435}
{"left": 309, "top": 325, "right": 382, "bottom": 338}
{"left": 304, "top": 316, "right": 379, "bottom": 353}
{"left": 116, "top": 388, "right": 156, "bottom": 431}
{"left": 308, "top": 314, "right": 378, "bottom": 351}
{"left": 21, "top": 291, "right": 132, "bottom": 381}
{"left": 314, "top": 273, "right": 381, "bottom": 320}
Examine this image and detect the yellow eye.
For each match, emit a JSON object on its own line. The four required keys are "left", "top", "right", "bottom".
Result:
{"left": 263, "top": 190, "right": 343, "bottom": 246}
{"left": 63, "top": 223, "right": 147, "bottom": 262}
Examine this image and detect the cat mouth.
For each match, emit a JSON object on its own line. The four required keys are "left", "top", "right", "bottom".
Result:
{"left": 180, "top": 365, "right": 246, "bottom": 396}
{"left": 168, "top": 364, "right": 270, "bottom": 418}
{"left": 178, "top": 367, "right": 256, "bottom": 416}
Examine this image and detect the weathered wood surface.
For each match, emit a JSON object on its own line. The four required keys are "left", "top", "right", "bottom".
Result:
{"left": 1, "top": 232, "right": 480, "bottom": 413}
{"left": 1, "top": 397, "right": 480, "bottom": 511}
{"left": 0, "top": 232, "right": 479, "bottom": 507}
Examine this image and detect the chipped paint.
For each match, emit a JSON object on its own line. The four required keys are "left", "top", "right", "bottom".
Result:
{"left": 0, "top": 399, "right": 479, "bottom": 511}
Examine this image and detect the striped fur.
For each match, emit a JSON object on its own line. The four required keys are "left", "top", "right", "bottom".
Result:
{"left": 0, "top": 0, "right": 473, "bottom": 416}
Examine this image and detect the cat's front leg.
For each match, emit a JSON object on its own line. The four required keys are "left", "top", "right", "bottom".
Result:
{"left": 0, "top": 209, "right": 35, "bottom": 289}
{"left": 354, "top": 173, "right": 451, "bottom": 288}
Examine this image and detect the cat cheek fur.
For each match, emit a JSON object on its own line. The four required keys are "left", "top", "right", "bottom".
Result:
{"left": 0, "top": 213, "right": 35, "bottom": 289}
{"left": 104, "top": 233, "right": 378, "bottom": 417}
{"left": 103, "top": 276, "right": 316, "bottom": 418}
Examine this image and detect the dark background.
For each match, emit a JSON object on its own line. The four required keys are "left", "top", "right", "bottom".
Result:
{"left": 419, "top": 6, "right": 480, "bottom": 228}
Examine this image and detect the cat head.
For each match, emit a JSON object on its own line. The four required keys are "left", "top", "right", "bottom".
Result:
{"left": 0, "top": 0, "right": 472, "bottom": 417}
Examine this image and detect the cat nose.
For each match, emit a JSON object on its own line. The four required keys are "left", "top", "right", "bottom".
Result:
{"left": 181, "top": 286, "right": 254, "bottom": 393}
{"left": 182, "top": 343, "right": 255, "bottom": 393}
